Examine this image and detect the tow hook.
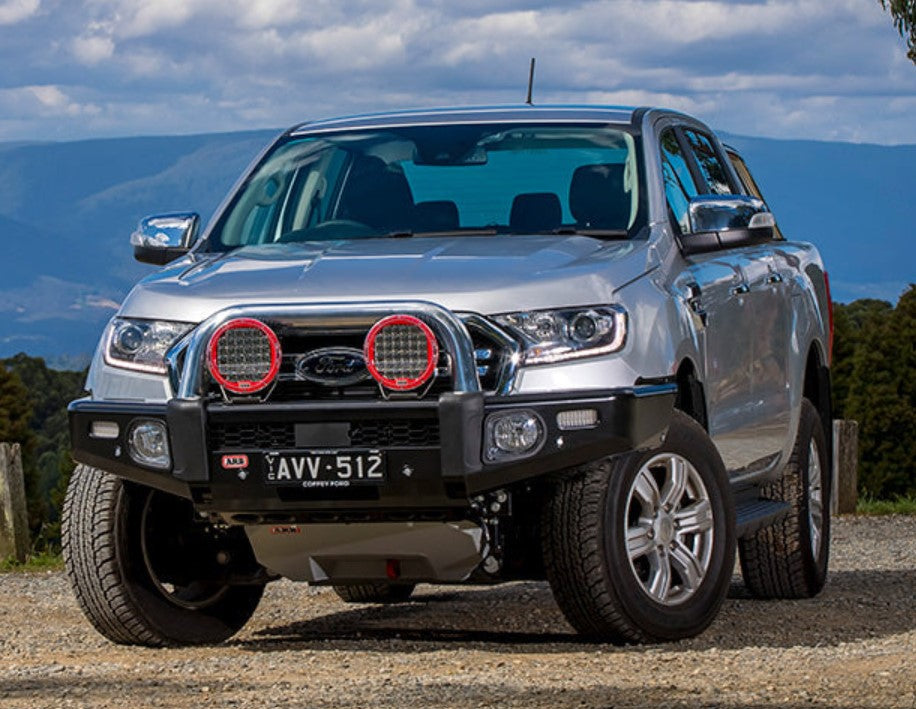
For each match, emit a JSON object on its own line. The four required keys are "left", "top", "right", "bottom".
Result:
{"left": 471, "top": 489, "right": 511, "bottom": 576}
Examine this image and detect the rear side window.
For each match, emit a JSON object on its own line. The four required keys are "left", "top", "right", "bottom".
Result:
{"left": 683, "top": 130, "right": 733, "bottom": 195}
{"left": 727, "top": 150, "right": 784, "bottom": 240}
{"left": 659, "top": 129, "right": 697, "bottom": 233}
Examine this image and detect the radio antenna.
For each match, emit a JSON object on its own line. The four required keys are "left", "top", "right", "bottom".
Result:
{"left": 525, "top": 57, "right": 536, "bottom": 105}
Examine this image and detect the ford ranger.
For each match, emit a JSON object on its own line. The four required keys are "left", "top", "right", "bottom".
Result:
{"left": 65, "top": 106, "right": 833, "bottom": 646}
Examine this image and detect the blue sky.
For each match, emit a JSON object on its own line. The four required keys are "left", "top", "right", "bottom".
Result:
{"left": 1, "top": 0, "right": 914, "bottom": 144}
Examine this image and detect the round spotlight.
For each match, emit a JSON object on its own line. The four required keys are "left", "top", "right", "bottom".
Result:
{"left": 207, "top": 318, "right": 281, "bottom": 394}
{"left": 364, "top": 314, "right": 438, "bottom": 391}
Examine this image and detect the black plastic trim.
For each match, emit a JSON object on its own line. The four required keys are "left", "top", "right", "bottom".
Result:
{"left": 69, "top": 384, "right": 677, "bottom": 512}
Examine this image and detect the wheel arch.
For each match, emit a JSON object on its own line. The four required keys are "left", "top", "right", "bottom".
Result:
{"left": 802, "top": 340, "right": 833, "bottom": 465}
{"left": 673, "top": 357, "right": 708, "bottom": 432}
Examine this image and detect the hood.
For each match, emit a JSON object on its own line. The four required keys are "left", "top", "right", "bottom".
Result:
{"left": 120, "top": 235, "right": 651, "bottom": 322}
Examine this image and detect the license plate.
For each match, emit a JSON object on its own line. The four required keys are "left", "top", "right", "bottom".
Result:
{"left": 263, "top": 450, "right": 386, "bottom": 487}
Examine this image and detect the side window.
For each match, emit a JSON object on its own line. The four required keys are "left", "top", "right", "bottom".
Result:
{"left": 659, "top": 129, "right": 698, "bottom": 233}
{"left": 683, "top": 130, "right": 733, "bottom": 195}
{"left": 727, "top": 150, "right": 784, "bottom": 240}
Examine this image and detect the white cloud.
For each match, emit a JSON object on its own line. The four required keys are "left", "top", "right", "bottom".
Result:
{"left": 0, "top": 85, "right": 102, "bottom": 117}
{"left": 0, "top": 0, "right": 914, "bottom": 143}
{"left": 72, "top": 34, "right": 115, "bottom": 64}
{"left": 0, "top": 0, "right": 39, "bottom": 25}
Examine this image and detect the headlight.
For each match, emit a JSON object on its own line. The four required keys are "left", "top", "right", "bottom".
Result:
{"left": 493, "top": 306, "right": 626, "bottom": 365}
{"left": 104, "top": 318, "right": 194, "bottom": 374}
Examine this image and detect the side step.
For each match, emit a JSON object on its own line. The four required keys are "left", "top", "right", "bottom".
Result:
{"left": 735, "top": 498, "right": 791, "bottom": 538}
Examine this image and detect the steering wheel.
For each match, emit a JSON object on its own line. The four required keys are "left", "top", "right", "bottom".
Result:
{"left": 279, "top": 220, "right": 380, "bottom": 243}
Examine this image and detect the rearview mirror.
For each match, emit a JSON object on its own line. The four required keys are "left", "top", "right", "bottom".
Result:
{"left": 680, "top": 195, "right": 774, "bottom": 255}
{"left": 131, "top": 213, "right": 200, "bottom": 265}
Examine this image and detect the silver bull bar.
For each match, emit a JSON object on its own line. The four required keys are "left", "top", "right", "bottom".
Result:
{"left": 165, "top": 300, "right": 481, "bottom": 399}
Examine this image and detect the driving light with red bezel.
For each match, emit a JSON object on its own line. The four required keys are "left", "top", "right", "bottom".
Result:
{"left": 207, "top": 318, "right": 281, "bottom": 394}
{"left": 364, "top": 314, "right": 439, "bottom": 391}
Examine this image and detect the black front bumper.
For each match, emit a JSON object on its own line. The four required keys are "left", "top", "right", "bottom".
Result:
{"left": 69, "top": 385, "right": 676, "bottom": 516}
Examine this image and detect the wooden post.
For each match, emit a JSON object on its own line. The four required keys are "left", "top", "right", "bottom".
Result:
{"left": 832, "top": 420, "right": 858, "bottom": 515}
{"left": 0, "top": 443, "right": 29, "bottom": 563}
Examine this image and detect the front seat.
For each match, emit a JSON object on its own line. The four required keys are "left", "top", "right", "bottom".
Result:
{"left": 336, "top": 155, "right": 415, "bottom": 233}
{"left": 568, "top": 163, "right": 630, "bottom": 230}
{"left": 509, "top": 192, "right": 562, "bottom": 233}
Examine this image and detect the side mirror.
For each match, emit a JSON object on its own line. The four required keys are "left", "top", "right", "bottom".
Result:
{"left": 131, "top": 213, "right": 200, "bottom": 265}
{"left": 680, "top": 195, "right": 774, "bottom": 255}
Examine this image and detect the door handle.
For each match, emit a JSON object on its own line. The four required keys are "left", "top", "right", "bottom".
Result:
{"left": 766, "top": 272, "right": 783, "bottom": 284}
{"left": 731, "top": 283, "right": 750, "bottom": 295}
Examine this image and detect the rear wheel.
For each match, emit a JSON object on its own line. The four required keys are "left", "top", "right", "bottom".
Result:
{"left": 333, "top": 583, "right": 416, "bottom": 604}
{"left": 62, "top": 465, "right": 265, "bottom": 646}
{"left": 739, "top": 399, "right": 830, "bottom": 598}
{"left": 541, "top": 411, "right": 736, "bottom": 643}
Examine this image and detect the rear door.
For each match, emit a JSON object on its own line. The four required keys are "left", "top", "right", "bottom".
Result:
{"left": 726, "top": 149, "right": 792, "bottom": 463}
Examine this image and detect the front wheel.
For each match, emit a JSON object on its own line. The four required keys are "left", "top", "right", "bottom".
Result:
{"left": 541, "top": 410, "right": 736, "bottom": 643}
{"left": 62, "top": 466, "right": 265, "bottom": 646}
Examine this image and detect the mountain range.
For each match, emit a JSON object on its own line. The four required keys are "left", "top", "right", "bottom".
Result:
{"left": 0, "top": 126, "right": 912, "bottom": 365}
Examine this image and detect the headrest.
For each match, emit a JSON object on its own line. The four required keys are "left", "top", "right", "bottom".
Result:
{"left": 509, "top": 192, "right": 562, "bottom": 233}
{"left": 568, "top": 163, "right": 629, "bottom": 230}
{"left": 414, "top": 200, "right": 460, "bottom": 232}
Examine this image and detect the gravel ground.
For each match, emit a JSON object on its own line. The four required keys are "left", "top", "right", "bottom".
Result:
{"left": 1, "top": 516, "right": 914, "bottom": 709}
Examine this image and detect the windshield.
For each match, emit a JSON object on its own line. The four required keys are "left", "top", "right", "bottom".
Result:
{"left": 208, "top": 123, "right": 643, "bottom": 249}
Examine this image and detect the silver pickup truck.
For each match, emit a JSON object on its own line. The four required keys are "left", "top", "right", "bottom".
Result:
{"left": 65, "top": 105, "right": 834, "bottom": 646}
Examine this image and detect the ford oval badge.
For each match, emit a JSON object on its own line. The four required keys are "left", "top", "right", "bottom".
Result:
{"left": 295, "top": 347, "right": 370, "bottom": 386}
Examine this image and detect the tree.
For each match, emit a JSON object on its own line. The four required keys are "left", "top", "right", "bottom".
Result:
{"left": 845, "top": 285, "right": 916, "bottom": 497}
{"left": 2, "top": 354, "right": 86, "bottom": 549}
{"left": 831, "top": 299, "right": 893, "bottom": 418}
{"left": 0, "top": 366, "right": 40, "bottom": 535}
{"left": 880, "top": 0, "right": 916, "bottom": 63}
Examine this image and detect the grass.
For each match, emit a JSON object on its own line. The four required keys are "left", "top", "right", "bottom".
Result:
{"left": 0, "top": 551, "right": 63, "bottom": 573}
{"left": 855, "top": 494, "right": 916, "bottom": 516}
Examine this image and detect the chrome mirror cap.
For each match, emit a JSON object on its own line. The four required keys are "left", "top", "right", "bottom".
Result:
{"left": 687, "top": 194, "right": 767, "bottom": 234}
{"left": 681, "top": 195, "right": 774, "bottom": 255}
{"left": 131, "top": 212, "right": 200, "bottom": 265}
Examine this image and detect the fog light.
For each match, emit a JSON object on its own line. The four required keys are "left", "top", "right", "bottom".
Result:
{"left": 485, "top": 410, "right": 544, "bottom": 461}
{"left": 128, "top": 419, "right": 171, "bottom": 470}
{"left": 90, "top": 420, "right": 119, "bottom": 439}
{"left": 557, "top": 408, "right": 599, "bottom": 430}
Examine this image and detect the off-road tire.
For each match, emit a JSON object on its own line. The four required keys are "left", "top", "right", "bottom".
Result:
{"left": 541, "top": 410, "right": 736, "bottom": 643}
{"left": 739, "top": 399, "right": 830, "bottom": 598}
{"left": 62, "top": 465, "right": 264, "bottom": 646}
{"left": 333, "top": 583, "right": 416, "bottom": 604}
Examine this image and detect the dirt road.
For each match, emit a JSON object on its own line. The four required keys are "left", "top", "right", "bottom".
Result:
{"left": 1, "top": 516, "right": 913, "bottom": 708}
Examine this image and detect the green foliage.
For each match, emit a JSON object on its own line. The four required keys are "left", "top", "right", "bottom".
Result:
{"left": 0, "top": 365, "right": 39, "bottom": 535}
{"left": 856, "top": 494, "right": 916, "bottom": 516}
{"left": 1, "top": 354, "right": 86, "bottom": 551}
{"left": 880, "top": 0, "right": 916, "bottom": 63}
{"left": 0, "top": 551, "right": 64, "bottom": 574}
{"left": 833, "top": 285, "right": 916, "bottom": 499}
{"left": 830, "top": 299, "right": 893, "bottom": 418}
